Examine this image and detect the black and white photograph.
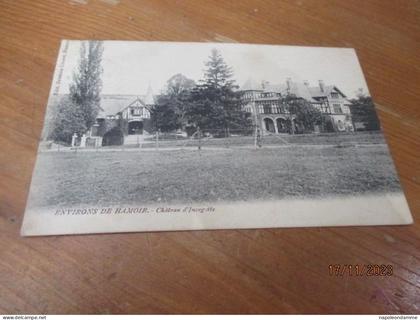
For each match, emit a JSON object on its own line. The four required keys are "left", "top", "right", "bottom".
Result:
{"left": 21, "top": 40, "right": 412, "bottom": 236}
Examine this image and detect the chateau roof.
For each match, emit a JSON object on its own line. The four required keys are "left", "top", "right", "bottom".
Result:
{"left": 240, "top": 79, "right": 345, "bottom": 103}
{"left": 308, "top": 85, "right": 347, "bottom": 98}
{"left": 287, "top": 82, "right": 317, "bottom": 103}
{"left": 242, "top": 78, "right": 263, "bottom": 91}
{"left": 97, "top": 95, "right": 140, "bottom": 118}
{"left": 308, "top": 85, "right": 333, "bottom": 97}
{"left": 97, "top": 94, "right": 156, "bottom": 118}
{"left": 241, "top": 80, "right": 316, "bottom": 103}
{"left": 264, "top": 82, "right": 317, "bottom": 103}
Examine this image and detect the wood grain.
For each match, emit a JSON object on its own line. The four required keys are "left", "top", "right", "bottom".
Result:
{"left": 0, "top": 0, "right": 419, "bottom": 314}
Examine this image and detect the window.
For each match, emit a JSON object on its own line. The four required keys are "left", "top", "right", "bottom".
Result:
{"left": 331, "top": 92, "right": 339, "bottom": 99}
{"left": 333, "top": 104, "right": 343, "bottom": 113}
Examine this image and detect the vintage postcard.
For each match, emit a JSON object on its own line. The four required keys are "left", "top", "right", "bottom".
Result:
{"left": 21, "top": 40, "right": 412, "bottom": 236}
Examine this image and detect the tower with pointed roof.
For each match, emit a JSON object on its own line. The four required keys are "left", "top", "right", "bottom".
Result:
{"left": 144, "top": 83, "right": 155, "bottom": 106}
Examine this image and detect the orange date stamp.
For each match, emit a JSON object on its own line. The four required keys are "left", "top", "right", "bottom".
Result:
{"left": 328, "top": 264, "right": 393, "bottom": 276}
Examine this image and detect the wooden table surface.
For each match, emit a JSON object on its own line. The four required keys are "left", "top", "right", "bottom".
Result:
{"left": 0, "top": 0, "right": 419, "bottom": 314}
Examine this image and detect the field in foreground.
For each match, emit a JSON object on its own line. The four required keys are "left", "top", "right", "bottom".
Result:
{"left": 28, "top": 143, "right": 402, "bottom": 208}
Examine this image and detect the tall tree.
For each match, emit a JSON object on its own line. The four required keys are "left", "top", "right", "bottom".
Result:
{"left": 185, "top": 49, "right": 251, "bottom": 135}
{"left": 151, "top": 74, "right": 195, "bottom": 132}
{"left": 203, "top": 49, "right": 234, "bottom": 88}
{"left": 69, "top": 41, "right": 104, "bottom": 131}
{"left": 165, "top": 73, "right": 195, "bottom": 96}
{"left": 50, "top": 41, "right": 104, "bottom": 144}
{"left": 151, "top": 96, "right": 179, "bottom": 132}
{"left": 49, "top": 96, "right": 88, "bottom": 143}
{"left": 349, "top": 92, "right": 380, "bottom": 131}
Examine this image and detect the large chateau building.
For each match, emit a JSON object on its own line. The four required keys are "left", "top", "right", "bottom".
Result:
{"left": 58, "top": 78, "right": 353, "bottom": 146}
{"left": 241, "top": 78, "right": 353, "bottom": 134}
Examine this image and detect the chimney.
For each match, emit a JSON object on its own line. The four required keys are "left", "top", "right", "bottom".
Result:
{"left": 286, "top": 77, "right": 292, "bottom": 90}
{"left": 318, "top": 80, "right": 325, "bottom": 92}
{"left": 303, "top": 80, "right": 309, "bottom": 87}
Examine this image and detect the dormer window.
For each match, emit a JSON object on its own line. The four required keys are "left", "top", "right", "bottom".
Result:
{"left": 331, "top": 92, "right": 339, "bottom": 99}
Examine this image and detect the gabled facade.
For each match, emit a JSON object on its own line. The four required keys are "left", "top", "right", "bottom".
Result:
{"left": 90, "top": 86, "right": 156, "bottom": 144}
{"left": 241, "top": 89, "right": 294, "bottom": 134}
{"left": 307, "top": 81, "right": 353, "bottom": 132}
{"left": 119, "top": 97, "right": 153, "bottom": 135}
{"left": 241, "top": 79, "right": 354, "bottom": 134}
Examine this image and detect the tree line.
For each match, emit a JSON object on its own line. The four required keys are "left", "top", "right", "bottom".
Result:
{"left": 48, "top": 42, "right": 380, "bottom": 145}
{"left": 151, "top": 49, "right": 252, "bottom": 136}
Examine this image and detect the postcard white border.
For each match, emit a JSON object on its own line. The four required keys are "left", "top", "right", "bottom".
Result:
{"left": 20, "top": 40, "right": 413, "bottom": 236}
{"left": 21, "top": 193, "right": 412, "bottom": 236}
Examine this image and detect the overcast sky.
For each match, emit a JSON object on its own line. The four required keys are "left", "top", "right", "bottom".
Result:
{"left": 55, "top": 40, "right": 370, "bottom": 98}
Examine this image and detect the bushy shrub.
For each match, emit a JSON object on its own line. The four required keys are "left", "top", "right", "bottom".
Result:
{"left": 102, "top": 127, "right": 124, "bottom": 146}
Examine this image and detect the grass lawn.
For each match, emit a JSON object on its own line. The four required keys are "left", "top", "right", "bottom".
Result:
{"left": 29, "top": 143, "right": 402, "bottom": 208}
